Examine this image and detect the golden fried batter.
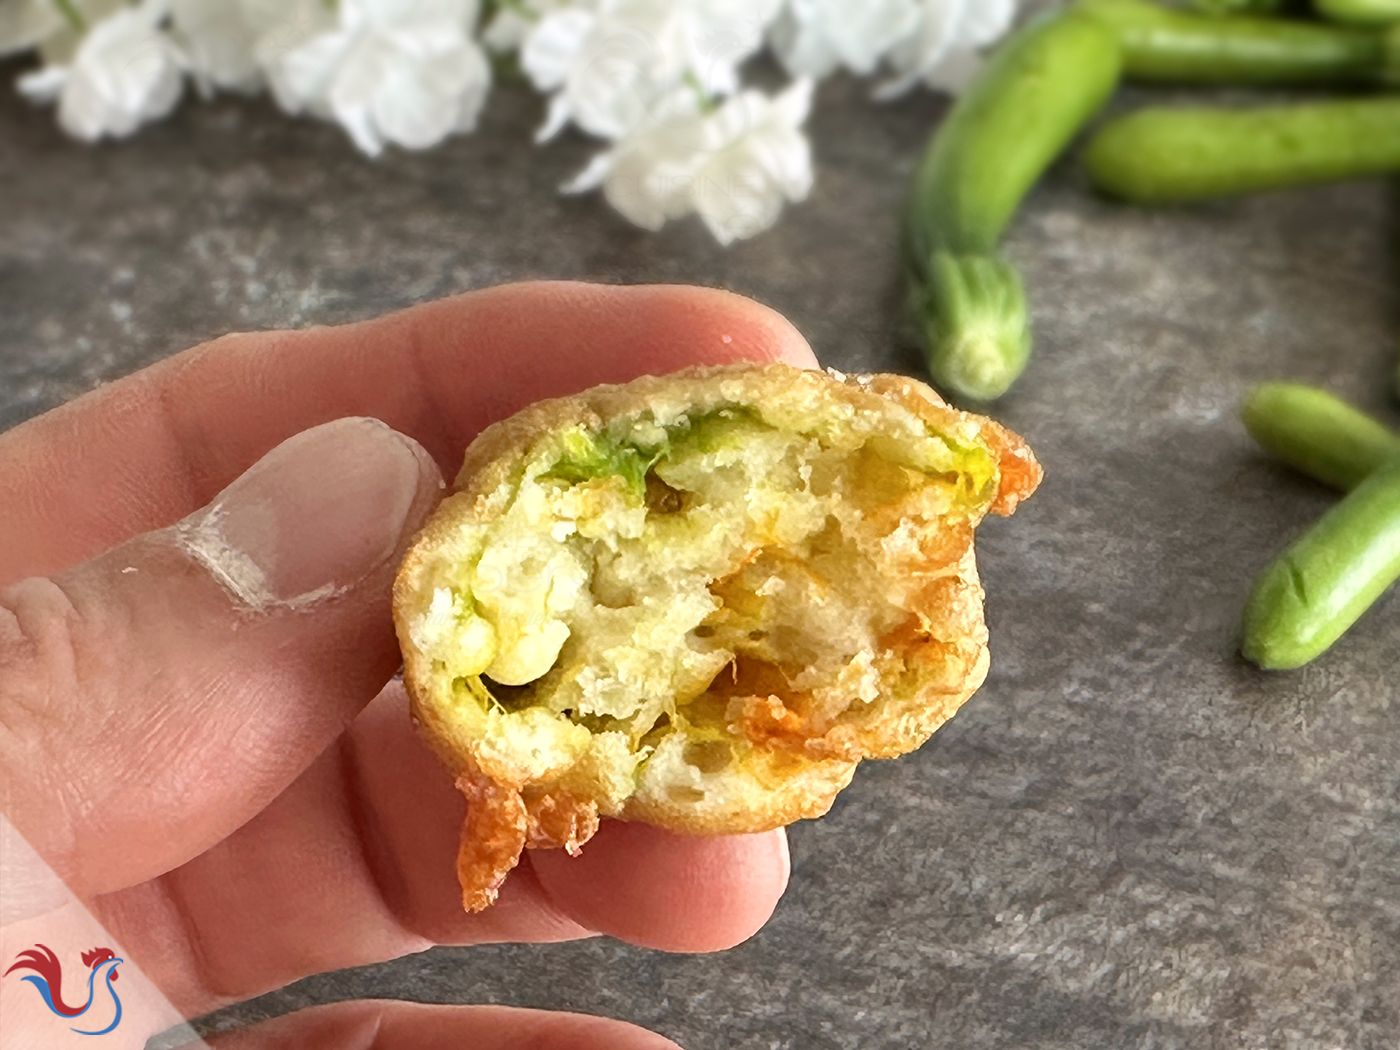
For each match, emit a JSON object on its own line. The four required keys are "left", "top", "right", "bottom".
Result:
{"left": 394, "top": 364, "right": 1040, "bottom": 911}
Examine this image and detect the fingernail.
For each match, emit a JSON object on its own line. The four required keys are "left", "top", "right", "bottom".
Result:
{"left": 176, "top": 418, "right": 435, "bottom": 610}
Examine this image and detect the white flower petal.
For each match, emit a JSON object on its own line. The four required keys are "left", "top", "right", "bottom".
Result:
{"left": 682, "top": 0, "right": 777, "bottom": 96}
{"left": 685, "top": 0, "right": 782, "bottom": 56}
{"left": 767, "top": 4, "right": 840, "bottom": 80}
{"left": 482, "top": 9, "right": 531, "bottom": 53}
{"left": 828, "top": 0, "right": 921, "bottom": 74}
{"left": 562, "top": 150, "right": 616, "bottom": 195}
{"left": 246, "top": 0, "right": 338, "bottom": 104}
{"left": 604, "top": 142, "right": 695, "bottom": 230}
{"left": 32, "top": 7, "right": 187, "bottom": 142}
{"left": 563, "top": 87, "right": 700, "bottom": 226}
{"left": 565, "top": 47, "right": 657, "bottom": 141}
{"left": 368, "top": 58, "right": 451, "bottom": 150}
{"left": 567, "top": 3, "right": 686, "bottom": 139}
{"left": 701, "top": 90, "right": 765, "bottom": 152}
{"left": 957, "top": 0, "right": 1015, "bottom": 47}
{"left": 449, "top": 43, "right": 492, "bottom": 132}
{"left": 536, "top": 90, "right": 574, "bottom": 143}
{"left": 264, "top": 30, "right": 351, "bottom": 116}
{"left": 241, "top": 0, "right": 335, "bottom": 38}
{"left": 571, "top": 83, "right": 808, "bottom": 245}
{"left": 692, "top": 155, "right": 785, "bottom": 246}
{"left": 173, "top": 0, "right": 261, "bottom": 94}
{"left": 522, "top": 0, "right": 783, "bottom": 142}
{"left": 693, "top": 85, "right": 811, "bottom": 243}
{"left": 34, "top": 0, "right": 127, "bottom": 65}
{"left": 773, "top": 0, "right": 920, "bottom": 78}
{"left": 324, "top": 37, "right": 384, "bottom": 152}
{"left": 138, "top": 0, "right": 174, "bottom": 24}
{"left": 0, "top": 0, "right": 64, "bottom": 59}
{"left": 877, "top": 0, "right": 955, "bottom": 98}
{"left": 355, "top": 0, "right": 476, "bottom": 28}
{"left": 751, "top": 124, "right": 812, "bottom": 201}
{"left": 878, "top": 0, "right": 1015, "bottom": 98}
{"left": 772, "top": 75, "right": 813, "bottom": 127}
{"left": 17, "top": 65, "right": 67, "bottom": 105}
{"left": 370, "top": 41, "right": 490, "bottom": 149}
{"left": 274, "top": 1, "right": 493, "bottom": 156}
{"left": 521, "top": 8, "right": 595, "bottom": 91}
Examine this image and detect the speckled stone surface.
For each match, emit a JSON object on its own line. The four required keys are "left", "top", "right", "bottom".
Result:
{"left": 3, "top": 48, "right": 1400, "bottom": 1050}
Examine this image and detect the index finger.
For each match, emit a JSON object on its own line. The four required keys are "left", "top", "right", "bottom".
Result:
{"left": 0, "top": 282, "right": 817, "bottom": 585}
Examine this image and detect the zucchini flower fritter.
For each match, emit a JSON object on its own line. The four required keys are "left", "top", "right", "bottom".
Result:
{"left": 394, "top": 364, "right": 1040, "bottom": 911}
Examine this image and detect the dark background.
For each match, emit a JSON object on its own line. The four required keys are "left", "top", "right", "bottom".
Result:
{"left": 2, "top": 41, "right": 1398, "bottom": 1050}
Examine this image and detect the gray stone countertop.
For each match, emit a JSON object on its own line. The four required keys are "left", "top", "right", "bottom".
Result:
{"left": 3, "top": 50, "right": 1399, "bottom": 1050}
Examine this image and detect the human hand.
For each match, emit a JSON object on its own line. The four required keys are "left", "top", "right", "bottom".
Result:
{"left": 0, "top": 283, "right": 817, "bottom": 1047}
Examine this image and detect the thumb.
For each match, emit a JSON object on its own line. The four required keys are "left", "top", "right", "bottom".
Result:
{"left": 0, "top": 418, "right": 442, "bottom": 898}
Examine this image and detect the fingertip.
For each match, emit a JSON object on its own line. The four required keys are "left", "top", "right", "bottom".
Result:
{"left": 421, "top": 280, "right": 819, "bottom": 376}
{"left": 775, "top": 824, "right": 792, "bottom": 884}
{"left": 620, "top": 283, "right": 820, "bottom": 370}
{"left": 529, "top": 823, "right": 791, "bottom": 953}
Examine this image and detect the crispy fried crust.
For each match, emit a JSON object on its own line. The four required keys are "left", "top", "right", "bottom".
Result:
{"left": 395, "top": 364, "right": 1040, "bottom": 910}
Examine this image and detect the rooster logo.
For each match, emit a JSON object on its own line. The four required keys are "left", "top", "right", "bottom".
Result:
{"left": 5, "top": 944, "right": 124, "bottom": 1035}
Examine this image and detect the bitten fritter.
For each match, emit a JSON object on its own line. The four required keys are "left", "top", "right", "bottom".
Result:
{"left": 393, "top": 364, "right": 1040, "bottom": 911}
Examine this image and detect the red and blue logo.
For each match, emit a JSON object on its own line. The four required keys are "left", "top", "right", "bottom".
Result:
{"left": 5, "top": 944, "right": 124, "bottom": 1036}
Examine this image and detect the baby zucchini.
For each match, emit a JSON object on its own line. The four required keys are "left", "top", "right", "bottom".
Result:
{"left": 1243, "top": 383, "right": 1400, "bottom": 491}
{"left": 1189, "top": 0, "right": 1292, "bottom": 13}
{"left": 1086, "top": 97, "right": 1400, "bottom": 203}
{"left": 1075, "top": 0, "right": 1388, "bottom": 84}
{"left": 907, "top": 10, "right": 1120, "bottom": 401}
{"left": 1315, "top": 0, "right": 1400, "bottom": 26}
{"left": 1243, "top": 453, "right": 1400, "bottom": 669}
{"left": 1242, "top": 385, "right": 1400, "bottom": 669}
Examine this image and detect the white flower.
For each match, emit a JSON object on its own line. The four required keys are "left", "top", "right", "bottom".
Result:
{"left": 877, "top": 0, "right": 1016, "bottom": 99}
{"left": 0, "top": 0, "right": 122, "bottom": 59}
{"left": 480, "top": 0, "right": 571, "bottom": 53}
{"left": 523, "top": 0, "right": 782, "bottom": 143}
{"left": 769, "top": 0, "right": 921, "bottom": 79}
{"left": 171, "top": 0, "right": 261, "bottom": 95}
{"left": 0, "top": 0, "right": 71, "bottom": 58}
{"left": 260, "top": 0, "right": 491, "bottom": 156}
{"left": 18, "top": 1, "right": 186, "bottom": 142}
{"left": 244, "top": 0, "right": 338, "bottom": 94}
{"left": 567, "top": 78, "right": 813, "bottom": 246}
{"left": 167, "top": 0, "right": 337, "bottom": 98}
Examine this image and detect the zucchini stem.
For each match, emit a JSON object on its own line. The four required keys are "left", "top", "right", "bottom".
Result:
{"left": 919, "top": 253, "right": 1032, "bottom": 403}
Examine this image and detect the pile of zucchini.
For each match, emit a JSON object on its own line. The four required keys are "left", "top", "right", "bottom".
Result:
{"left": 908, "top": 0, "right": 1400, "bottom": 668}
